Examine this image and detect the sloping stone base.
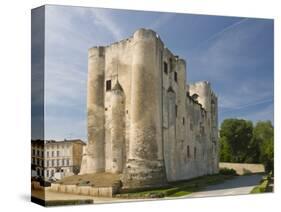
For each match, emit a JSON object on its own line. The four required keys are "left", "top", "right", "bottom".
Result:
{"left": 122, "top": 159, "right": 167, "bottom": 189}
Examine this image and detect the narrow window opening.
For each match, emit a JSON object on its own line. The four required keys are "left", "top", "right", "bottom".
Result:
{"left": 174, "top": 72, "right": 178, "bottom": 82}
{"left": 164, "top": 62, "right": 168, "bottom": 74}
{"left": 106, "top": 80, "right": 111, "bottom": 91}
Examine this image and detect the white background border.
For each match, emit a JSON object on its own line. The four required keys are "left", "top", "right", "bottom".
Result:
{"left": 0, "top": 0, "right": 279, "bottom": 211}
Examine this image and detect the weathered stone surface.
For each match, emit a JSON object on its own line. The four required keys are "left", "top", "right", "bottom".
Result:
{"left": 80, "top": 47, "right": 106, "bottom": 174}
{"left": 80, "top": 28, "right": 219, "bottom": 188}
{"left": 111, "top": 81, "right": 125, "bottom": 173}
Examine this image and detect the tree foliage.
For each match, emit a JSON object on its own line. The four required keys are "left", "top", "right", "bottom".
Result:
{"left": 220, "top": 119, "right": 253, "bottom": 163}
{"left": 219, "top": 119, "right": 274, "bottom": 173}
{"left": 253, "top": 121, "right": 274, "bottom": 172}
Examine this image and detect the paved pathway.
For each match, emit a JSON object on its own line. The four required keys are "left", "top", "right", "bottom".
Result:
{"left": 184, "top": 174, "right": 263, "bottom": 198}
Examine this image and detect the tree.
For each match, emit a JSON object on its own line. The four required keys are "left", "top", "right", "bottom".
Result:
{"left": 252, "top": 121, "right": 274, "bottom": 173}
{"left": 219, "top": 119, "right": 274, "bottom": 174}
{"left": 219, "top": 136, "right": 231, "bottom": 162}
{"left": 220, "top": 119, "right": 253, "bottom": 163}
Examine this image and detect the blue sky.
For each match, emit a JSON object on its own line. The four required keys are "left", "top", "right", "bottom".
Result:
{"left": 42, "top": 5, "right": 273, "bottom": 141}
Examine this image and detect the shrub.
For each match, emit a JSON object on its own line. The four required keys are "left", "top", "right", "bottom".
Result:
{"left": 219, "top": 168, "right": 237, "bottom": 176}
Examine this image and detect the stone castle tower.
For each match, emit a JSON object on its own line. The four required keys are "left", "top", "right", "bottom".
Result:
{"left": 80, "top": 28, "right": 219, "bottom": 189}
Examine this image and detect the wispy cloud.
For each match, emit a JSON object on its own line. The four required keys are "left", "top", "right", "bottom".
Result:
{"left": 89, "top": 9, "right": 124, "bottom": 40}
{"left": 189, "top": 19, "right": 271, "bottom": 79}
{"left": 219, "top": 79, "right": 273, "bottom": 110}
{"left": 190, "top": 18, "right": 249, "bottom": 52}
{"left": 149, "top": 13, "right": 175, "bottom": 30}
{"left": 44, "top": 6, "right": 123, "bottom": 107}
{"left": 220, "top": 97, "right": 273, "bottom": 114}
{"left": 39, "top": 6, "right": 273, "bottom": 140}
{"left": 239, "top": 102, "right": 274, "bottom": 123}
{"left": 43, "top": 6, "right": 128, "bottom": 140}
{"left": 187, "top": 19, "right": 273, "bottom": 117}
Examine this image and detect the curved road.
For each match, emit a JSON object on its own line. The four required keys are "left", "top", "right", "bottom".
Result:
{"left": 184, "top": 174, "right": 263, "bottom": 198}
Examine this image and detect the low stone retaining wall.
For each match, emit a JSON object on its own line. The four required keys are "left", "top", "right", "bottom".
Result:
{"left": 47, "top": 183, "right": 120, "bottom": 197}
{"left": 219, "top": 162, "right": 265, "bottom": 175}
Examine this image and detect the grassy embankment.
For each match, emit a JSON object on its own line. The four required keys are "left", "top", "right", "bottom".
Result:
{"left": 117, "top": 172, "right": 236, "bottom": 199}
{"left": 250, "top": 173, "right": 273, "bottom": 194}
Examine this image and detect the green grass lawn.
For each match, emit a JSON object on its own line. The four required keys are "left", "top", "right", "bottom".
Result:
{"left": 250, "top": 175, "right": 273, "bottom": 194}
{"left": 117, "top": 174, "right": 235, "bottom": 198}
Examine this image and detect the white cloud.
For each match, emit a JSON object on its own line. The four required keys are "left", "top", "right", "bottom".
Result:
{"left": 40, "top": 6, "right": 273, "bottom": 138}
{"left": 188, "top": 19, "right": 273, "bottom": 113}
{"left": 43, "top": 6, "right": 127, "bottom": 140}
{"left": 149, "top": 13, "right": 175, "bottom": 30}
{"left": 191, "top": 18, "right": 249, "bottom": 52}
{"left": 44, "top": 6, "right": 113, "bottom": 108}
{"left": 241, "top": 102, "right": 274, "bottom": 123}
{"left": 219, "top": 80, "right": 273, "bottom": 110}
{"left": 189, "top": 18, "right": 270, "bottom": 79}
{"left": 89, "top": 9, "right": 124, "bottom": 40}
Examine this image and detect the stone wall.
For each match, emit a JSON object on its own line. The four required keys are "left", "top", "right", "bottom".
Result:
{"left": 48, "top": 183, "right": 120, "bottom": 197}
{"left": 219, "top": 162, "right": 265, "bottom": 175}
{"left": 162, "top": 64, "right": 219, "bottom": 180}
{"left": 80, "top": 28, "right": 219, "bottom": 188}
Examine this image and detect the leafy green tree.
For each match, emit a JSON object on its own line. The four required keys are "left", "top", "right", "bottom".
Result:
{"left": 220, "top": 119, "right": 253, "bottom": 163}
{"left": 252, "top": 121, "right": 274, "bottom": 173}
{"left": 219, "top": 119, "right": 274, "bottom": 174}
{"left": 244, "top": 133, "right": 261, "bottom": 163}
{"left": 219, "top": 136, "right": 231, "bottom": 162}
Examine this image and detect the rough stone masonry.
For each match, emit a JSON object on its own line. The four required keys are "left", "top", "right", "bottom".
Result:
{"left": 79, "top": 28, "right": 219, "bottom": 189}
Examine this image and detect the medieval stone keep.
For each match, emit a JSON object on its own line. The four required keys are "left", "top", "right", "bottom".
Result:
{"left": 80, "top": 28, "right": 219, "bottom": 189}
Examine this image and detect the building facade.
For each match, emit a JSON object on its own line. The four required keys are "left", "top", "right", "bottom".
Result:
{"left": 31, "top": 140, "right": 44, "bottom": 178}
{"left": 80, "top": 28, "right": 219, "bottom": 189}
{"left": 31, "top": 139, "right": 85, "bottom": 180}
